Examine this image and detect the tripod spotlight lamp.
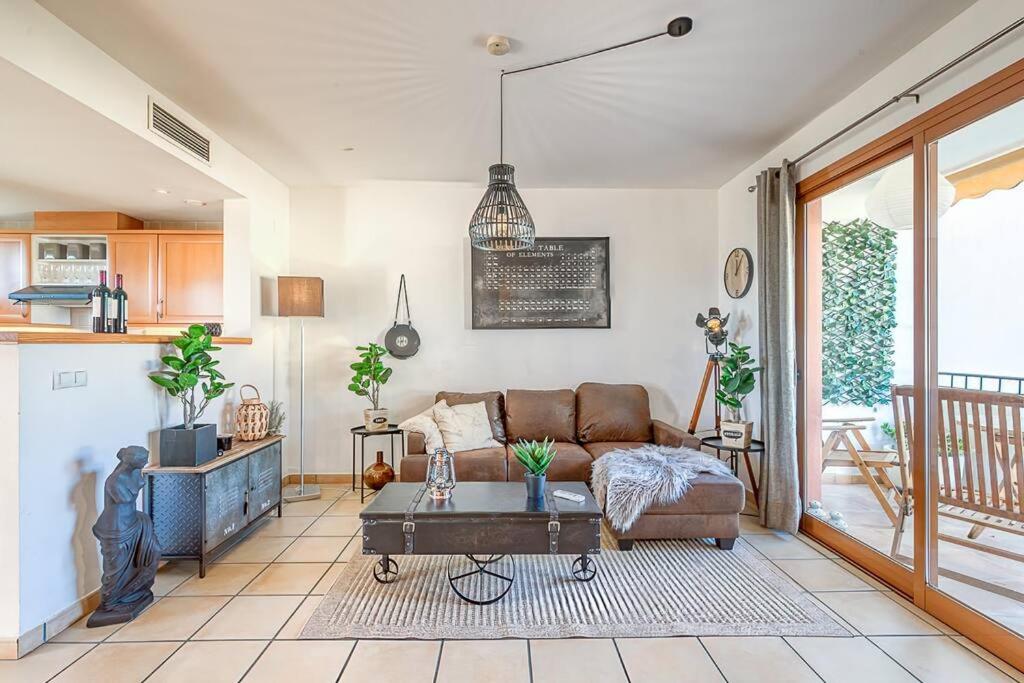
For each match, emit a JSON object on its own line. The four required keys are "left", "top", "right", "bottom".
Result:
{"left": 695, "top": 307, "right": 730, "bottom": 357}
{"left": 279, "top": 276, "right": 324, "bottom": 502}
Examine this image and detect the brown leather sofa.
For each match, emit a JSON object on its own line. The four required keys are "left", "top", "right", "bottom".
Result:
{"left": 401, "top": 383, "right": 745, "bottom": 549}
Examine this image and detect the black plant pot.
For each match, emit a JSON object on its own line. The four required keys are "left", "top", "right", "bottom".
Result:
{"left": 159, "top": 423, "right": 217, "bottom": 467}
{"left": 524, "top": 473, "right": 547, "bottom": 500}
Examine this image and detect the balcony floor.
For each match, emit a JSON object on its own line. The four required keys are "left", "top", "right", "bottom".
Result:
{"left": 820, "top": 482, "right": 1024, "bottom": 636}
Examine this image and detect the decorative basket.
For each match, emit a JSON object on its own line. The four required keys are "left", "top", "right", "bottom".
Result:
{"left": 235, "top": 384, "right": 269, "bottom": 441}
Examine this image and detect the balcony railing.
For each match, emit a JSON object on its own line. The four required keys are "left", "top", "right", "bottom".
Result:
{"left": 939, "top": 371, "right": 1024, "bottom": 395}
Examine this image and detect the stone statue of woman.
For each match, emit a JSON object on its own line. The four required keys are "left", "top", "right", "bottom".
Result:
{"left": 88, "top": 446, "right": 161, "bottom": 627}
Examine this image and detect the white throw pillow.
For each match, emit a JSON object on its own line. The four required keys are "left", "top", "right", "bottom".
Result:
{"left": 397, "top": 401, "right": 446, "bottom": 453}
{"left": 433, "top": 401, "right": 502, "bottom": 452}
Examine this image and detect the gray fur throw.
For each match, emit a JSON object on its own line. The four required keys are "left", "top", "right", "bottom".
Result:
{"left": 591, "top": 444, "right": 733, "bottom": 532}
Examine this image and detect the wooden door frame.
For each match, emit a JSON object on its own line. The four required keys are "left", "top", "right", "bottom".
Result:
{"left": 796, "top": 141, "right": 916, "bottom": 598}
{"left": 0, "top": 233, "right": 31, "bottom": 324}
{"left": 794, "top": 56, "right": 1024, "bottom": 672}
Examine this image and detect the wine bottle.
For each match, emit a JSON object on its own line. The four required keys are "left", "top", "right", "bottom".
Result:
{"left": 111, "top": 274, "right": 127, "bottom": 334}
{"left": 91, "top": 270, "right": 111, "bottom": 333}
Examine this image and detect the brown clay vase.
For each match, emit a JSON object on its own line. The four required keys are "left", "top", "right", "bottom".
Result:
{"left": 363, "top": 450, "right": 395, "bottom": 490}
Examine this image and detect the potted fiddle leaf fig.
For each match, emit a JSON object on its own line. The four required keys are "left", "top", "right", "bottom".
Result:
{"left": 511, "top": 438, "right": 557, "bottom": 500}
{"left": 149, "top": 324, "right": 234, "bottom": 466}
{"left": 348, "top": 342, "right": 393, "bottom": 431}
{"left": 715, "top": 342, "right": 761, "bottom": 448}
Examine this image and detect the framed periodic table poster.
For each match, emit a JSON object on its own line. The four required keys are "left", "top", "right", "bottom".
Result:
{"left": 471, "top": 237, "right": 610, "bottom": 329}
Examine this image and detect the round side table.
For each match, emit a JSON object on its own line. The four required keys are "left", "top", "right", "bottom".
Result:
{"left": 351, "top": 425, "right": 404, "bottom": 502}
{"left": 700, "top": 436, "right": 765, "bottom": 509}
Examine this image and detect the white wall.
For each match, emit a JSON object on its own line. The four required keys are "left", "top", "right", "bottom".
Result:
{"left": 290, "top": 184, "right": 718, "bottom": 474}
{"left": 717, "top": 0, "right": 1024, "bottom": 434}
{"left": 0, "top": 345, "right": 20, "bottom": 644}
{"left": 15, "top": 341, "right": 270, "bottom": 633}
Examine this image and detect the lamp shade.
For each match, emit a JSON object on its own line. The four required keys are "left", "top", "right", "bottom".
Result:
{"left": 468, "top": 163, "right": 536, "bottom": 251}
{"left": 865, "top": 157, "right": 955, "bottom": 230}
{"left": 278, "top": 276, "right": 324, "bottom": 317}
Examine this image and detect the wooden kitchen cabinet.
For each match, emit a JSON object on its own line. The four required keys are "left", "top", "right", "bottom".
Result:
{"left": 108, "top": 233, "right": 158, "bottom": 323}
{"left": 0, "top": 234, "right": 30, "bottom": 322}
{"left": 158, "top": 234, "right": 223, "bottom": 323}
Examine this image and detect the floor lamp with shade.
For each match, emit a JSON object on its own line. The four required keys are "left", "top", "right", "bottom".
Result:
{"left": 279, "top": 276, "right": 324, "bottom": 502}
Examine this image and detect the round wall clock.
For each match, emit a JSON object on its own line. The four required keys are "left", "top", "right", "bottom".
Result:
{"left": 724, "top": 247, "right": 753, "bottom": 299}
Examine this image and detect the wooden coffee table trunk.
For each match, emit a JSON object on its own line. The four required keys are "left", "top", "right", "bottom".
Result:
{"left": 360, "top": 482, "right": 602, "bottom": 604}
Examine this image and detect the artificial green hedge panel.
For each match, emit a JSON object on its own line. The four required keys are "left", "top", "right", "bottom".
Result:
{"left": 821, "top": 218, "right": 897, "bottom": 407}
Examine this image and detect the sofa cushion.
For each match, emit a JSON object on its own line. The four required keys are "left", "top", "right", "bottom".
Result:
{"left": 507, "top": 442, "right": 593, "bottom": 482}
{"left": 582, "top": 441, "right": 651, "bottom": 460}
{"left": 505, "top": 389, "right": 576, "bottom": 443}
{"left": 399, "top": 446, "right": 508, "bottom": 482}
{"left": 452, "top": 447, "right": 509, "bottom": 481}
{"left": 643, "top": 472, "right": 746, "bottom": 515}
{"left": 433, "top": 401, "right": 501, "bottom": 451}
{"left": 397, "top": 400, "right": 446, "bottom": 453}
{"left": 436, "top": 391, "right": 507, "bottom": 443}
{"left": 406, "top": 431, "right": 426, "bottom": 455}
{"left": 576, "top": 383, "right": 653, "bottom": 444}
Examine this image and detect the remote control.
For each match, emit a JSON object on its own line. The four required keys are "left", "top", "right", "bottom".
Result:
{"left": 553, "top": 489, "right": 585, "bottom": 503}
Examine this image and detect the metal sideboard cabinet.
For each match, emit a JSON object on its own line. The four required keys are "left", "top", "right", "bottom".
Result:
{"left": 144, "top": 435, "right": 284, "bottom": 577}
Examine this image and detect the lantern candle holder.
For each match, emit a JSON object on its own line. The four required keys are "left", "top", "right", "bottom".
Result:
{"left": 425, "top": 448, "right": 456, "bottom": 500}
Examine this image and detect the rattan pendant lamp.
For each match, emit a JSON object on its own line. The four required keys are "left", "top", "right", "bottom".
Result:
{"left": 468, "top": 16, "right": 694, "bottom": 251}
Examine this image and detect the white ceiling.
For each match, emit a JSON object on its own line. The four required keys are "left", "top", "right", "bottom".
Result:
{"left": 0, "top": 59, "right": 236, "bottom": 221}
{"left": 40, "top": 0, "right": 974, "bottom": 188}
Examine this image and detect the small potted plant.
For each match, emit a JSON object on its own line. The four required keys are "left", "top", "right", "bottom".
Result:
{"left": 511, "top": 438, "right": 557, "bottom": 500}
{"left": 149, "top": 324, "right": 234, "bottom": 466}
{"left": 348, "top": 342, "right": 393, "bottom": 431}
{"left": 715, "top": 342, "right": 760, "bottom": 448}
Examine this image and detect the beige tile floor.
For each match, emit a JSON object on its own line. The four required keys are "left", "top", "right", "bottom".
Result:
{"left": 3, "top": 484, "right": 1022, "bottom": 683}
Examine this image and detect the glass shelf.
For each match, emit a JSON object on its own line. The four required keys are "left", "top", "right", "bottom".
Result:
{"left": 38, "top": 259, "right": 108, "bottom": 264}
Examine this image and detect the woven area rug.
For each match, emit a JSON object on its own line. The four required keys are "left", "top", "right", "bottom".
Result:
{"left": 300, "top": 538, "right": 851, "bottom": 639}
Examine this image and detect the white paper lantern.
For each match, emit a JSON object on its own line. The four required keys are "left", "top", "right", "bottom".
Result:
{"left": 865, "top": 157, "right": 956, "bottom": 230}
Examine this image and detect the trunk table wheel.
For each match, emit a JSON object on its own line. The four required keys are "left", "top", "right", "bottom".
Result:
{"left": 572, "top": 554, "right": 597, "bottom": 582}
{"left": 373, "top": 555, "right": 399, "bottom": 584}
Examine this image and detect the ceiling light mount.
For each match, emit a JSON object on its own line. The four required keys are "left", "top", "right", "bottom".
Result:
{"left": 486, "top": 35, "right": 511, "bottom": 56}
{"left": 667, "top": 17, "right": 694, "bottom": 38}
{"left": 469, "top": 16, "right": 694, "bottom": 252}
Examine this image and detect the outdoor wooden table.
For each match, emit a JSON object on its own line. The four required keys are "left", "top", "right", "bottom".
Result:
{"left": 821, "top": 417, "right": 900, "bottom": 525}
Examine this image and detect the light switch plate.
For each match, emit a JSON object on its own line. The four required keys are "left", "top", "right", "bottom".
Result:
{"left": 53, "top": 370, "right": 87, "bottom": 390}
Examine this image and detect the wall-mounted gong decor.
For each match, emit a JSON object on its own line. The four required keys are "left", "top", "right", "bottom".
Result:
{"left": 471, "top": 237, "right": 610, "bottom": 329}
{"left": 724, "top": 247, "right": 753, "bottom": 299}
{"left": 385, "top": 274, "right": 420, "bottom": 358}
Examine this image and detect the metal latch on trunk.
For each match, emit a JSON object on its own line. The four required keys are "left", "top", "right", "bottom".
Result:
{"left": 403, "top": 520, "right": 416, "bottom": 553}
{"left": 548, "top": 520, "right": 560, "bottom": 554}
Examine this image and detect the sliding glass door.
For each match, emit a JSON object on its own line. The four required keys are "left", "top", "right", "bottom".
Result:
{"left": 796, "top": 59, "right": 1024, "bottom": 667}
{"left": 800, "top": 153, "right": 916, "bottom": 585}
{"left": 925, "top": 97, "right": 1024, "bottom": 638}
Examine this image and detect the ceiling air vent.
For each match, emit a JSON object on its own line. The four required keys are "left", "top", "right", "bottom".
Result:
{"left": 148, "top": 98, "right": 211, "bottom": 163}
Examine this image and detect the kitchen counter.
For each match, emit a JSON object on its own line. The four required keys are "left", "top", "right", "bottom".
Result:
{"left": 0, "top": 331, "right": 252, "bottom": 344}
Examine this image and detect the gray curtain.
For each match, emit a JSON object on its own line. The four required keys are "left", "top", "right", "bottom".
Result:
{"left": 756, "top": 161, "right": 801, "bottom": 533}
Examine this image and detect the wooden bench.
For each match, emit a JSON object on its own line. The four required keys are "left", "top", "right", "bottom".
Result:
{"left": 890, "top": 385, "right": 1024, "bottom": 562}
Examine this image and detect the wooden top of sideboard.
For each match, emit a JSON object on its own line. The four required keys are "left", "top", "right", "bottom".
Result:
{"left": 144, "top": 434, "right": 284, "bottom": 475}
